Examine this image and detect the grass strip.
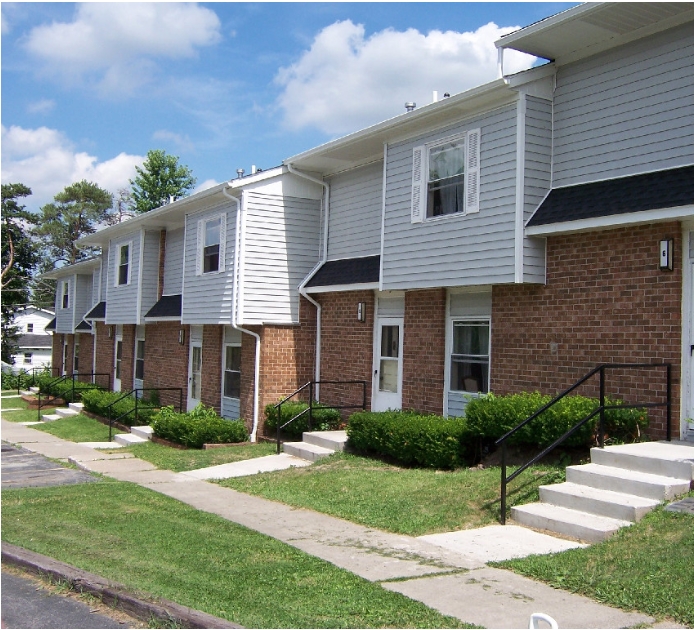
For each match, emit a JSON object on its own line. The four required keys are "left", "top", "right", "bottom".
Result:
{"left": 219, "top": 452, "right": 565, "bottom": 536}
{"left": 495, "top": 498, "right": 694, "bottom": 626}
{"left": 0, "top": 396, "right": 30, "bottom": 410}
{"left": 1, "top": 409, "right": 49, "bottom": 423}
{"left": 33, "top": 415, "right": 124, "bottom": 442}
{"left": 123, "top": 440, "right": 277, "bottom": 472}
{"left": 2, "top": 481, "right": 472, "bottom": 629}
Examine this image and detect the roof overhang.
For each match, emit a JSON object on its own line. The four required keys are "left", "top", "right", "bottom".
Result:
{"left": 284, "top": 79, "right": 515, "bottom": 175}
{"left": 41, "top": 257, "right": 101, "bottom": 280}
{"left": 144, "top": 294, "right": 182, "bottom": 321}
{"left": 497, "top": 2, "right": 694, "bottom": 66}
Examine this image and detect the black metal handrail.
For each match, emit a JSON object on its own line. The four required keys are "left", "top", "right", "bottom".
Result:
{"left": 107, "top": 387, "right": 183, "bottom": 441}
{"left": 70, "top": 372, "right": 111, "bottom": 403}
{"left": 36, "top": 374, "right": 71, "bottom": 421}
{"left": 11, "top": 367, "right": 49, "bottom": 394}
{"left": 496, "top": 363, "right": 671, "bottom": 524}
{"left": 275, "top": 380, "right": 367, "bottom": 454}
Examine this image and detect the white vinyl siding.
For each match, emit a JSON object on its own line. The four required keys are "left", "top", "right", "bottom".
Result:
{"left": 73, "top": 274, "right": 93, "bottom": 330}
{"left": 327, "top": 162, "right": 383, "bottom": 260}
{"left": 552, "top": 24, "right": 694, "bottom": 187}
{"left": 242, "top": 193, "right": 321, "bottom": 325}
{"left": 92, "top": 266, "right": 101, "bottom": 306}
{"left": 106, "top": 234, "right": 141, "bottom": 324}
{"left": 382, "top": 105, "right": 518, "bottom": 291}
{"left": 181, "top": 203, "right": 235, "bottom": 325}
{"left": 100, "top": 249, "right": 109, "bottom": 302}
{"left": 55, "top": 278, "right": 73, "bottom": 333}
{"left": 140, "top": 231, "right": 160, "bottom": 321}
{"left": 163, "top": 227, "right": 184, "bottom": 295}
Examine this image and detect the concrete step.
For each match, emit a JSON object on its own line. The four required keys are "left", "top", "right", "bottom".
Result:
{"left": 302, "top": 430, "right": 348, "bottom": 452}
{"left": 182, "top": 453, "right": 312, "bottom": 480}
{"left": 590, "top": 442, "right": 694, "bottom": 480}
{"left": 283, "top": 440, "right": 335, "bottom": 462}
{"left": 41, "top": 414, "right": 62, "bottom": 422}
{"left": 511, "top": 502, "right": 632, "bottom": 543}
{"left": 29, "top": 387, "right": 40, "bottom": 394}
{"left": 68, "top": 402, "right": 85, "bottom": 413}
{"left": 539, "top": 482, "right": 659, "bottom": 522}
{"left": 566, "top": 463, "right": 690, "bottom": 501}
{"left": 130, "top": 425, "right": 154, "bottom": 440}
{"left": 114, "top": 433, "right": 149, "bottom": 446}
{"left": 54, "top": 407, "right": 80, "bottom": 419}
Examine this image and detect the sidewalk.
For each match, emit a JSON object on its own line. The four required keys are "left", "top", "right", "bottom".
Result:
{"left": 1, "top": 419, "right": 675, "bottom": 629}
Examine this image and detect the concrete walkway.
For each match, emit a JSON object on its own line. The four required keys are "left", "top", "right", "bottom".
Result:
{"left": 1, "top": 418, "right": 679, "bottom": 629}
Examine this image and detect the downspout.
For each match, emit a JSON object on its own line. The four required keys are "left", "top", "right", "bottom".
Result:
{"left": 286, "top": 163, "right": 330, "bottom": 400}
{"left": 222, "top": 185, "right": 261, "bottom": 442}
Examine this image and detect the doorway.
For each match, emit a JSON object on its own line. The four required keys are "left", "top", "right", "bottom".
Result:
{"left": 372, "top": 317, "right": 403, "bottom": 411}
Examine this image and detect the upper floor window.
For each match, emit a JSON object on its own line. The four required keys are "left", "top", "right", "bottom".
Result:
{"left": 61, "top": 280, "right": 70, "bottom": 309}
{"left": 450, "top": 320, "right": 489, "bottom": 394}
{"left": 26, "top": 323, "right": 34, "bottom": 333}
{"left": 411, "top": 128, "right": 480, "bottom": 223}
{"left": 196, "top": 214, "right": 226, "bottom": 275}
{"left": 118, "top": 243, "right": 131, "bottom": 285}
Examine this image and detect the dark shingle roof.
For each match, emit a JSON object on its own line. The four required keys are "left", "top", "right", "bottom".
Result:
{"left": 305, "top": 256, "right": 380, "bottom": 288}
{"left": 528, "top": 165, "right": 694, "bottom": 227}
{"left": 44, "top": 317, "right": 56, "bottom": 331}
{"left": 76, "top": 320, "right": 92, "bottom": 331}
{"left": 18, "top": 334, "right": 52, "bottom": 349}
{"left": 85, "top": 301, "right": 106, "bottom": 320}
{"left": 144, "top": 294, "right": 182, "bottom": 319}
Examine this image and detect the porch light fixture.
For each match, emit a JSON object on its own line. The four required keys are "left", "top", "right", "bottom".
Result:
{"left": 108, "top": 326, "right": 113, "bottom": 338}
{"left": 179, "top": 328, "right": 186, "bottom": 345}
{"left": 659, "top": 238, "right": 674, "bottom": 271}
{"left": 357, "top": 302, "right": 366, "bottom": 323}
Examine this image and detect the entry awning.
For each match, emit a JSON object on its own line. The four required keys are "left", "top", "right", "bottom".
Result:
{"left": 85, "top": 301, "right": 106, "bottom": 321}
{"left": 44, "top": 317, "right": 56, "bottom": 332}
{"left": 144, "top": 294, "right": 182, "bottom": 320}
{"left": 305, "top": 256, "right": 380, "bottom": 292}
{"left": 76, "top": 320, "right": 92, "bottom": 331}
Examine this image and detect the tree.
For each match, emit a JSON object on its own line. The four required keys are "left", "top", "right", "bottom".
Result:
{"left": 1, "top": 183, "right": 38, "bottom": 363}
{"left": 33, "top": 180, "right": 114, "bottom": 267}
{"left": 130, "top": 149, "right": 196, "bottom": 214}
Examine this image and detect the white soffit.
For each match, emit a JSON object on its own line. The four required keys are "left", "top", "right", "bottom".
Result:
{"left": 497, "top": 3, "right": 694, "bottom": 64}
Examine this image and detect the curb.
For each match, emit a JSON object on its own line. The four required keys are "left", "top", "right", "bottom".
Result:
{"left": 2, "top": 543, "right": 242, "bottom": 629}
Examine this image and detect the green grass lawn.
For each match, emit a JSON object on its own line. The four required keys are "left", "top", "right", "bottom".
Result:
{"left": 1, "top": 396, "right": 30, "bottom": 410}
{"left": 1, "top": 481, "right": 472, "bottom": 629}
{"left": 33, "top": 415, "right": 124, "bottom": 442}
{"left": 122, "top": 440, "right": 278, "bottom": 472}
{"left": 1, "top": 408, "right": 49, "bottom": 423}
{"left": 497, "top": 496, "right": 694, "bottom": 627}
{"left": 219, "top": 452, "right": 565, "bottom": 536}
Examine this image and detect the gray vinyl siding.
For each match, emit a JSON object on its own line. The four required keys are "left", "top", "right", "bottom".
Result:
{"left": 140, "top": 231, "right": 160, "bottom": 321}
{"left": 181, "top": 202, "right": 236, "bottom": 325}
{"left": 382, "top": 104, "right": 518, "bottom": 290}
{"left": 163, "top": 227, "right": 184, "bottom": 295}
{"left": 242, "top": 193, "right": 321, "bottom": 325}
{"left": 92, "top": 267, "right": 101, "bottom": 306}
{"left": 55, "top": 277, "right": 73, "bottom": 334}
{"left": 523, "top": 96, "right": 551, "bottom": 283}
{"left": 553, "top": 24, "right": 694, "bottom": 188}
{"left": 326, "top": 162, "right": 383, "bottom": 261}
{"left": 106, "top": 234, "right": 140, "bottom": 324}
{"left": 447, "top": 290, "right": 491, "bottom": 417}
{"left": 73, "top": 274, "right": 92, "bottom": 329}
{"left": 100, "top": 249, "right": 109, "bottom": 302}
{"left": 376, "top": 295, "right": 405, "bottom": 318}
{"left": 690, "top": 231, "right": 694, "bottom": 259}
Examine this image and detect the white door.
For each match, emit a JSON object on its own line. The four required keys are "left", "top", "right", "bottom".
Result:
{"left": 113, "top": 333, "right": 123, "bottom": 392}
{"left": 188, "top": 342, "right": 202, "bottom": 411}
{"left": 61, "top": 339, "right": 68, "bottom": 376}
{"left": 372, "top": 317, "right": 403, "bottom": 411}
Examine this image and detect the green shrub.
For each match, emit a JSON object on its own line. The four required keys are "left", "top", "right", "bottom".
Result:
{"left": 346, "top": 411, "right": 473, "bottom": 469}
{"left": 81, "top": 389, "right": 157, "bottom": 426}
{"left": 151, "top": 404, "right": 248, "bottom": 448}
{"left": 265, "top": 401, "right": 341, "bottom": 437}
{"left": 464, "top": 392, "right": 648, "bottom": 448}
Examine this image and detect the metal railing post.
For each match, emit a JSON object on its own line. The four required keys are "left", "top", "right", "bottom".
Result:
{"left": 109, "top": 406, "right": 113, "bottom": 442}
{"left": 308, "top": 381, "right": 314, "bottom": 432}
{"left": 599, "top": 365, "right": 605, "bottom": 448}
{"left": 276, "top": 401, "right": 282, "bottom": 454}
{"left": 500, "top": 441, "right": 507, "bottom": 525}
{"left": 135, "top": 392, "right": 139, "bottom": 425}
{"left": 666, "top": 363, "right": 672, "bottom": 442}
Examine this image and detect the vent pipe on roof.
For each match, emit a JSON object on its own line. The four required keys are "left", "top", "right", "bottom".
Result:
{"left": 236, "top": 168, "right": 245, "bottom": 179}
{"left": 251, "top": 165, "right": 257, "bottom": 175}
{"left": 405, "top": 102, "right": 416, "bottom": 112}
{"left": 432, "top": 91, "right": 438, "bottom": 103}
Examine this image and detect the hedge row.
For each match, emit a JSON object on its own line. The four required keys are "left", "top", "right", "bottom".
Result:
{"left": 265, "top": 401, "right": 341, "bottom": 437}
{"left": 81, "top": 389, "right": 158, "bottom": 427}
{"left": 151, "top": 404, "right": 248, "bottom": 448}
{"left": 37, "top": 375, "right": 101, "bottom": 404}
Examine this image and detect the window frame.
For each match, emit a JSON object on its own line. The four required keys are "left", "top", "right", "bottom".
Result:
{"left": 135, "top": 338, "right": 145, "bottom": 381}
{"left": 448, "top": 317, "right": 491, "bottom": 395}
{"left": 116, "top": 242, "right": 132, "bottom": 286}
{"left": 73, "top": 337, "right": 79, "bottom": 374}
{"left": 223, "top": 343, "right": 241, "bottom": 400}
{"left": 196, "top": 213, "right": 226, "bottom": 276}
{"left": 26, "top": 323, "right": 34, "bottom": 333}
{"left": 60, "top": 280, "right": 70, "bottom": 309}
{"left": 23, "top": 352, "right": 33, "bottom": 365}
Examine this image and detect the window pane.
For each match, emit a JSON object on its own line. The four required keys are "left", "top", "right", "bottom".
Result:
{"left": 135, "top": 359, "right": 144, "bottom": 380}
{"left": 379, "top": 359, "right": 398, "bottom": 393}
{"left": 119, "top": 264, "right": 129, "bottom": 285}
{"left": 453, "top": 321, "right": 489, "bottom": 355}
{"left": 450, "top": 320, "right": 490, "bottom": 393}
{"left": 120, "top": 245, "right": 129, "bottom": 265}
{"left": 226, "top": 346, "right": 241, "bottom": 371}
{"left": 224, "top": 371, "right": 240, "bottom": 398}
{"left": 380, "top": 325, "right": 399, "bottom": 358}
{"left": 450, "top": 358, "right": 489, "bottom": 393}
{"left": 205, "top": 218, "right": 221, "bottom": 247}
{"left": 429, "top": 143, "right": 465, "bottom": 181}
{"left": 203, "top": 244, "right": 220, "bottom": 273}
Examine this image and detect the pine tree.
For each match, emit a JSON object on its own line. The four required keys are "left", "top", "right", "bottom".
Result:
{"left": 130, "top": 149, "right": 196, "bottom": 213}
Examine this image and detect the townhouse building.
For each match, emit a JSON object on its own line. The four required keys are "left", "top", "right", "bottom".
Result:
{"left": 47, "top": 2, "right": 694, "bottom": 441}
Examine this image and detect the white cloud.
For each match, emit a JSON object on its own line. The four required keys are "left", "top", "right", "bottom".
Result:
{"left": 24, "top": 3, "right": 222, "bottom": 95}
{"left": 152, "top": 129, "right": 195, "bottom": 154}
{"left": 194, "top": 179, "right": 220, "bottom": 194}
{"left": 276, "top": 21, "right": 536, "bottom": 135}
{"left": 27, "top": 99, "right": 56, "bottom": 115}
{"left": 1, "top": 125, "right": 143, "bottom": 209}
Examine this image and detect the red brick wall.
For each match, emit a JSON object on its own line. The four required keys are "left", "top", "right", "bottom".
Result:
{"left": 315, "top": 290, "right": 374, "bottom": 414}
{"left": 94, "top": 323, "right": 115, "bottom": 389}
{"left": 201, "top": 325, "right": 223, "bottom": 413}
{"left": 76, "top": 333, "right": 95, "bottom": 382}
{"left": 51, "top": 335, "right": 62, "bottom": 377}
{"left": 403, "top": 289, "right": 446, "bottom": 415}
{"left": 121, "top": 325, "right": 136, "bottom": 392}
{"left": 143, "top": 322, "right": 189, "bottom": 410}
{"left": 492, "top": 223, "right": 682, "bottom": 439}
{"left": 64, "top": 335, "right": 75, "bottom": 377}
{"left": 240, "top": 328, "right": 259, "bottom": 431}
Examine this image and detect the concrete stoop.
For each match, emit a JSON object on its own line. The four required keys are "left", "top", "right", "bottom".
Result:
{"left": 282, "top": 430, "right": 348, "bottom": 462}
{"left": 512, "top": 441, "right": 694, "bottom": 542}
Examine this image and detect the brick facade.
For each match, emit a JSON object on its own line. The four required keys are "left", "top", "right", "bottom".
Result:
{"left": 240, "top": 328, "right": 258, "bottom": 430}
{"left": 120, "top": 325, "right": 136, "bottom": 392}
{"left": 492, "top": 223, "right": 682, "bottom": 440}
{"left": 75, "top": 332, "right": 95, "bottom": 382}
{"left": 94, "top": 323, "right": 115, "bottom": 389}
{"left": 201, "top": 325, "right": 223, "bottom": 413}
{"left": 403, "top": 289, "right": 446, "bottom": 415}
{"left": 143, "top": 322, "right": 189, "bottom": 410}
{"left": 51, "top": 335, "right": 63, "bottom": 377}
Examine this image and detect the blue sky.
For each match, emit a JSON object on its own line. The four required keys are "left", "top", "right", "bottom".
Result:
{"left": 2, "top": 2, "right": 575, "bottom": 212}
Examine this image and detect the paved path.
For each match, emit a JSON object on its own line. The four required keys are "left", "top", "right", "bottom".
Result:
{"left": 1, "top": 418, "right": 671, "bottom": 629}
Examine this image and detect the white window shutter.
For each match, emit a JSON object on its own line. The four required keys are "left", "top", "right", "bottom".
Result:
{"left": 196, "top": 219, "right": 203, "bottom": 275}
{"left": 465, "top": 128, "right": 481, "bottom": 214}
{"left": 411, "top": 145, "right": 426, "bottom": 224}
{"left": 218, "top": 213, "right": 227, "bottom": 273}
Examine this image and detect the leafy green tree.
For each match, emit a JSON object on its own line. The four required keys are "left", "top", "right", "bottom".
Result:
{"left": 1, "top": 183, "right": 38, "bottom": 363}
{"left": 33, "top": 180, "right": 114, "bottom": 266}
{"left": 130, "top": 149, "right": 196, "bottom": 213}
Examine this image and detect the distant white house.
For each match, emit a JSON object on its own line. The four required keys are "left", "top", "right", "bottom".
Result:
{"left": 10, "top": 307, "right": 55, "bottom": 371}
